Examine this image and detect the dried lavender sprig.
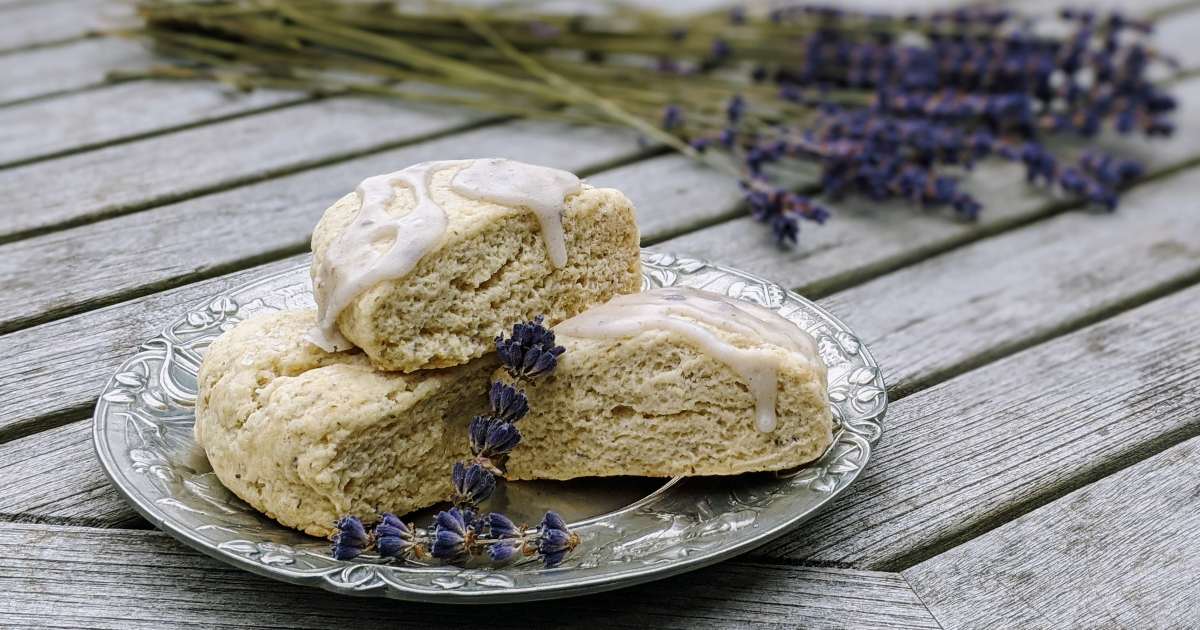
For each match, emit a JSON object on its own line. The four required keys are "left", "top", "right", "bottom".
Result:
{"left": 424, "top": 508, "right": 580, "bottom": 567}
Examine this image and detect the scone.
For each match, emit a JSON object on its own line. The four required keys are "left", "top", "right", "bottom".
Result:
{"left": 308, "top": 158, "right": 642, "bottom": 372}
{"left": 503, "top": 287, "right": 834, "bottom": 480}
{"left": 194, "top": 309, "right": 494, "bottom": 537}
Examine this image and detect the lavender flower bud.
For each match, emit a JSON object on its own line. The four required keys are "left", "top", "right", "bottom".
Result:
{"left": 536, "top": 511, "right": 580, "bottom": 568}
{"left": 489, "top": 382, "right": 528, "bottom": 422}
{"left": 488, "top": 540, "right": 524, "bottom": 563}
{"left": 468, "top": 415, "right": 522, "bottom": 464}
{"left": 374, "top": 512, "right": 421, "bottom": 559}
{"left": 330, "top": 516, "right": 369, "bottom": 561}
{"left": 495, "top": 316, "right": 565, "bottom": 381}
{"left": 431, "top": 507, "right": 476, "bottom": 560}
{"left": 452, "top": 461, "right": 496, "bottom": 506}
{"left": 485, "top": 512, "right": 521, "bottom": 539}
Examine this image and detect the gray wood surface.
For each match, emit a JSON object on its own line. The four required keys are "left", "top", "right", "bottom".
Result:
{"left": 0, "top": 255, "right": 306, "bottom": 442}
{"left": 0, "top": 37, "right": 149, "bottom": 106}
{"left": 0, "top": 523, "right": 938, "bottom": 630}
{"left": 0, "top": 0, "right": 132, "bottom": 53}
{"left": 764, "top": 283, "right": 1200, "bottom": 568}
{"left": 905, "top": 435, "right": 1200, "bottom": 629}
{"left": 824, "top": 165, "right": 1200, "bottom": 396}
{"left": 1, "top": 0, "right": 1199, "bottom": 624}
{"left": 0, "top": 97, "right": 488, "bottom": 241}
{"left": 0, "top": 81, "right": 304, "bottom": 168}
{"left": 0, "top": 119, "right": 643, "bottom": 334}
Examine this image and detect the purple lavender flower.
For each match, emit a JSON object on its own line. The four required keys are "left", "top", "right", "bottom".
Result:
{"left": 451, "top": 461, "right": 496, "bottom": 506}
{"left": 330, "top": 516, "right": 369, "bottom": 561}
{"left": 481, "top": 512, "right": 524, "bottom": 563}
{"left": 489, "top": 382, "right": 528, "bottom": 423}
{"left": 374, "top": 512, "right": 422, "bottom": 559}
{"left": 535, "top": 511, "right": 580, "bottom": 568}
{"left": 662, "top": 104, "right": 683, "bottom": 131}
{"left": 488, "top": 540, "right": 524, "bottom": 563}
{"left": 726, "top": 94, "right": 746, "bottom": 124}
{"left": 485, "top": 512, "right": 521, "bottom": 538}
{"left": 431, "top": 507, "right": 477, "bottom": 560}
{"left": 495, "top": 316, "right": 565, "bottom": 381}
{"left": 468, "top": 416, "right": 522, "bottom": 468}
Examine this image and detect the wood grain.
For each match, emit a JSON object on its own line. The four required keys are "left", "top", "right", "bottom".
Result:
{"left": 763, "top": 283, "right": 1200, "bottom": 568}
{"left": 7, "top": 69, "right": 1199, "bottom": 339}
{"left": 822, "top": 165, "right": 1200, "bottom": 396}
{"left": 0, "top": 523, "right": 938, "bottom": 630}
{"left": 0, "top": 119, "right": 643, "bottom": 334}
{"left": 0, "top": 254, "right": 307, "bottom": 441}
{"left": 904, "top": 435, "right": 1200, "bottom": 629}
{"left": 0, "top": 81, "right": 305, "bottom": 167}
{"left": 0, "top": 0, "right": 132, "bottom": 53}
{"left": 0, "top": 38, "right": 150, "bottom": 106}
{"left": 587, "top": 153, "right": 745, "bottom": 242}
{"left": 0, "top": 97, "right": 488, "bottom": 241}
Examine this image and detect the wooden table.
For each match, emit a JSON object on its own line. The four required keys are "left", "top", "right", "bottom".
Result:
{"left": 3, "top": 0, "right": 1199, "bottom": 627}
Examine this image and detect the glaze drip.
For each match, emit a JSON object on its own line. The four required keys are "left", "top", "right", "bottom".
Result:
{"left": 451, "top": 158, "right": 581, "bottom": 268}
{"left": 554, "top": 287, "right": 819, "bottom": 432}
{"left": 307, "top": 159, "right": 582, "bottom": 351}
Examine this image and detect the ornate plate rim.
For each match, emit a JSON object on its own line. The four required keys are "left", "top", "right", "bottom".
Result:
{"left": 92, "top": 250, "right": 886, "bottom": 603}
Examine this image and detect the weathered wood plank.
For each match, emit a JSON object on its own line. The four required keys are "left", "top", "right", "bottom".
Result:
{"left": 904, "top": 435, "right": 1200, "bottom": 629}
{"left": 0, "top": 523, "right": 938, "bottom": 630}
{"left": 7, "top": 67, "right": 1200, "bottom": 343}
{"left": 762, "top": 283, "right": 1200, "bottom": 568}
{"left": 0, "top": 0, "right": 132, "bottom": 53}
{"left": 0, "top": 81, "right": 306, "bottom": 167}
{"left": 0, "top": 119, "right": 643, "bottom": 334}
{"left": 0, "top": 422, "right": 143, "bottom": 528}
{"left": 0, "top": 254, "right": 306, "bottom": 442}
{"left": 587, "top": 153, "right": 745, "bottom": 243}
{"left": 0, "top": 37, "right": 149, "bottom": 106}
{"left": 0, "top": 97, "right": 488, "bottom": 241}
{"left": 657, "top": 72, "right": 1200, "bottom": 298}
{"left": 822, "top": 165, "right": 1200, "bottom": 396}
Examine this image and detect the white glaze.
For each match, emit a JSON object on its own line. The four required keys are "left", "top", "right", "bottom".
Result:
{"left": 307, "top": 159, "right": 581, "bottom": 351}
{"left": 451, "top": 158, "right": 581, "bottom": 267}
{"left": 555, "top": 287, "right": 820, "bottom": 432}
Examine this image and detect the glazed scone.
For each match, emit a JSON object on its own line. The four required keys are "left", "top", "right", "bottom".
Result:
{"left": 308, "top": 158, "right": 642, "bottom": 372}
{"left": 195, "top": 309, "right": 494, "bottom": 537}
{"left": 503, "top": 288, "right": 834, "bottom": 480}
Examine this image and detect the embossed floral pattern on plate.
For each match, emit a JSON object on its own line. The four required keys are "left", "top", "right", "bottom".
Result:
{"left": 93, "top": 250, "right": 886, "bottom": 603}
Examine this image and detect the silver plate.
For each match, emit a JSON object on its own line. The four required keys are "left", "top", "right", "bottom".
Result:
{"left": 93, "top": 250, "right": 886, "bottom": 603}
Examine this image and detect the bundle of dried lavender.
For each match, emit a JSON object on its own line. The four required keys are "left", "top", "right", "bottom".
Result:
{"left": 123, "top": 1, "right": 1185, "bottom": 242}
